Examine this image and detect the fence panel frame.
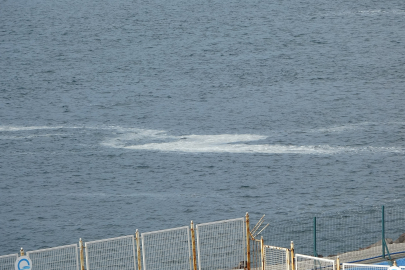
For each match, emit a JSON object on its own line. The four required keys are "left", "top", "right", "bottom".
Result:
{"left": 250, "top": 238, "right": 263, "bottom": 270}
{"left": 342, "top": 263, "right": 390, "bottom": 270}
{"left": 26, "top": 244, "right": 79, "bottom": 270}
{"left": 141, "top": 226, "right": 191, "bottom": 270}
{"left": 196, "top": 217, "right": 246, "bottom": 270}
{"left": 0, "top": 254, "right": 18, "bottom": 270}
{"left": 295, "top": 254, "right": 335, "bottom": 270}
{"left": 263, "top": 245, "right": 290, "bottom": 270}
{"left": 85, "top": 235, "right": 137, "bottom": 270}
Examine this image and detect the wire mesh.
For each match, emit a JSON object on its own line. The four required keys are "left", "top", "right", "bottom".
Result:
{"left": 295, "top": 254, "right": 334, "bottom": 270}
{"left": 342, "top": 263, "right": 390, "bottom": 270}
{"left": 85, "top": 235, "right": 136, "bottom": 270}
{"left": 263, "top": 246, "right": 289, "bottom": 270}
{"left": 251, "top": 239, "right": 262, "bottom": 270}
{"left": 260, "top": 205, "right": 405, "bottom": 263}
{"left": 385, "top": 206, "right": 405, "bottom": 259}
{"left": 261, "top": 216, "right": 313, "bottom": 256}
{"left": 317, "top": 207, "right": 381, "bottom": 262}
{"left": 196, "top": 217, "right": 246, "bottom": 270}
{"left": 0, "top": 254, "right": 18, "bottom": 270}
{"left": 141, "top": 226, "right": 191, "bottom": 270}
{"left": 26, "top": 244, "right": 79, "bottom": 270}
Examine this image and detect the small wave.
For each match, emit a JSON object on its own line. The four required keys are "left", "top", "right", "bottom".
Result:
{"left": 0, "top": 125, "right": 88, "bottom": 132}
{"left": 0, "top": 133, "right": 68, "bottom": 140}
{"left": 66, "top": 192, "right": 170, "bottom": 198}
{"left": 357, "top": 9, "right": 405, "bottom": 15}
{"left": 311, "top": 124, "right": 364, "bottom": 134}
{"left": 0, "top": 125, "right": 88, "bottom": 141}
{"left": 0, "top": 125, "right": 65, "bottom": 132}
{"left": 309, "top": 122, "right": 405, "bottom": 134}
{"left": 322, "top": 9, "right": 405, "bottom": 17}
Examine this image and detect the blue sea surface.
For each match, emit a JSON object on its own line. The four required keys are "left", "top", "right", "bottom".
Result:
{"left": 1, "top": 0, "right": 405, "bottom": 255}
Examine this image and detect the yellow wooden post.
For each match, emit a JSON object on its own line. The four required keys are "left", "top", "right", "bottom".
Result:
{"left": 336, "top": 256, "right": 340, "bottom": 270}
{"left": 290, "top": 241, "right": 295, "bottom": 270}
{"left": 136, "top": 230, "right": 142, "bottom": 270}
{"left": 246, "top": 212, "right": 251, "bottom": 270}
{"left": 191, "top": 221, "right": 198, "bottom": 270}
{"left": 261, "top": 237, "right": 265, "bottom": 270}
{"left": 79, "top": 239, "right": 85, "bottom": 270}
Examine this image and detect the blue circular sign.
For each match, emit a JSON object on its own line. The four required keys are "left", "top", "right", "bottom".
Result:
{"left": 15, "top": 256, "right": 32, "bottom": 270}
{"left": 389, "top": 267, "right": 401, "bottom": 270}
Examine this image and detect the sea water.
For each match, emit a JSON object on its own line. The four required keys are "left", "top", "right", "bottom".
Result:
{"left": 0, "top": 0, "right": 404, "bottom": 255}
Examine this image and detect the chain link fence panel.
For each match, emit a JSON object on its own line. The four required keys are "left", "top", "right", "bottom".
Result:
{"left": 0, "top": 254, "right": 18, "bottom": 270}
{"left": 85, "top": 235, "right": 136, "bottom": 270}
{"left": 196, "top": 217, "right": 246, "bottom": 270}
{"left": 141, "top": 226, "right": 191, "bottom": 270}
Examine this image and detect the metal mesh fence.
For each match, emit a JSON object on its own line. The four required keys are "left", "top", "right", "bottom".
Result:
{"left": 6, "top": 206, "right": 405, "bottom": 270}
{"left": 141, "top": 226, "right": 191, "bottom": 270}
{"left": 263, "top": 246, "right": 289, "bottom": 270}
{"left": 295, "top": 254, "right": 334, "bottom": 270}
{"left": 385, "top": 206, "right": 405, "bottom": 259}
{"left": 196, "top": 217, "right": 246, "bottom": 270}
{"left": 0, "top": 254, "right": 18, "bottom": 270}
{"left": 26, "top": 244, "right": 79, "bottom": 270}
{"left": 262, "top": 205, "right": 405, "bottom": 263}
{"left": 316, "top": 207, "right": 381, "bottom": 262}
{"left": 85, "top": 235, "right": 136, "bottom": 270}
{"left": 342, "top": 263, "right": 390, "bottom": 270}
{"left": 262, "top": 216, "right": 313, "bottom": 255}
{"left": 384, "top": 206, "right": 405, "bottom": 241}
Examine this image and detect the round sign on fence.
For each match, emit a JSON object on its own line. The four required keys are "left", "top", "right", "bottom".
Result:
{"left": 15, "top": 256, "right": 32, "bottom": 270}
{"left": 388, "top": 267, "right": 401, "bottom": 270}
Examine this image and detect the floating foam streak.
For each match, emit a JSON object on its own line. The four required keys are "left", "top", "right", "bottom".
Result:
{"left": 1, "top": 125, "right": 402, "bottom": 155}
{"left": 102, "top": 129, "right": 396, "bottom": 154}
{"left": 0, "top": 126, "right": 66, "bottom": 132}
{"left": 125, "top": 134, "right": 270, "bottom": 153}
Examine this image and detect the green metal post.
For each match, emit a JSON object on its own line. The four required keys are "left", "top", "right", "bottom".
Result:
{"left": 314, "top": 217, "right": 317, "bottom": 257}
{"left": 382, "top": 205, "right": 393, "bottom": 264}
{"left": 382, "top": 205, "right": 385, "bottom": 259}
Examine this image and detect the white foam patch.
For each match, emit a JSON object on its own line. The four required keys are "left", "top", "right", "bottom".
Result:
{"left": 1, "top": 125, "right": 403, "bottom": 154}
{"left": 101, "top": 129, "right": 403, "bottom": 154}
{"left": 125, "top": 134, "right": 270, "bottom": 153}
{"left": 125, "top": 141, "right": 342, "bottom": 154}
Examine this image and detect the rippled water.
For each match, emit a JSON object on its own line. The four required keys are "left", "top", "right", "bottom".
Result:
{"left": 1, "top": 0, "right": 405, "bottom": 255}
